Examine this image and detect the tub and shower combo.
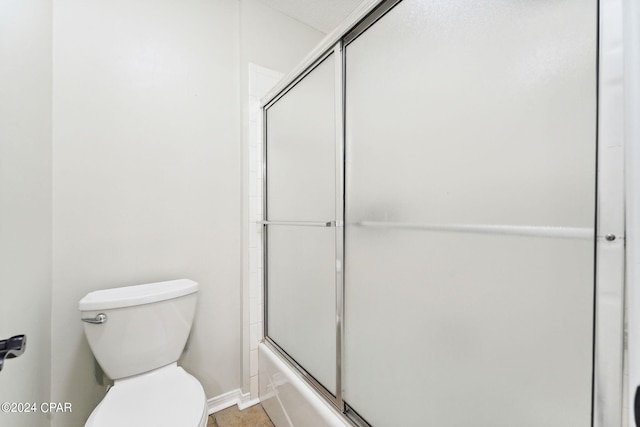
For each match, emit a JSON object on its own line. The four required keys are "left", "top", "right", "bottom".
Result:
{"left": 256, "top": 0, "right": 637, "bottom": 426}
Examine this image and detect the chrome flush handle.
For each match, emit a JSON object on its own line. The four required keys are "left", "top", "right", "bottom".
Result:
{"left": 81, "top": 313, "right": 107, "bottom": 324}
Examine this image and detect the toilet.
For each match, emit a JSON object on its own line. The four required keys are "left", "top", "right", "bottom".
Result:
{"left": 79, "top": 279, "right": 207, "bottom": 427}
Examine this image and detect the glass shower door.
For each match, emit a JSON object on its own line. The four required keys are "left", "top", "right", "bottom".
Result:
{"left": 343, "top": 0, "right": 597, "bottom": 425}
{"left": 264, "top": 52, "right": 339, "bottom": 396}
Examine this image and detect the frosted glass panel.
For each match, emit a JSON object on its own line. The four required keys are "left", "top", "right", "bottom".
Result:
{"left": 264, "top": 54, "right": 338, "bottom": 395}
{"left": 266, "top": 54, "right": 335, "bottom": 221}
{"left": 343, "top": 0, "right": 597, "bottom": 425}
{"left": 267, "top": 226, "right": 336, "bottom": 393}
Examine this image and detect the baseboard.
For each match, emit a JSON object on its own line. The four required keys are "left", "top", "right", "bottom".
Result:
{"left": 238, "top": 395, "right": 261, "bottom": 410}
{"left": 207, "top": 389, "right": 260, "bottom": 414}
{"left": 207, "top": 389, "right": 243, "bottom": 414}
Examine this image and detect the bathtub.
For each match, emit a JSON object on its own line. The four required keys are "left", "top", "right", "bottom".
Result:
{"left": 259, "top": 343, "right": 351, "bottom": 427}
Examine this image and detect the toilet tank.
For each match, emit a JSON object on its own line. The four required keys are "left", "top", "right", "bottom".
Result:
{"left": 79, "top": 279, "right": 199, "bottom": 380}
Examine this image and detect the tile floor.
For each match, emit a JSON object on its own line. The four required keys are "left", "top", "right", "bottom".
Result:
{"left": 208, "top": 404, "right": 275, "bottom": 427}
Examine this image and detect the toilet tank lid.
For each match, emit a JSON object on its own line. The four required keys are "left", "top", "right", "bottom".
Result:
{"left": 79, "top": 279, "right": 199, "bottom": 311}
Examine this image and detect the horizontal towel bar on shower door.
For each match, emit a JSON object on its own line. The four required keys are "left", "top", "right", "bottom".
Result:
{"left": 258, "top": 220, "right": 336, "bottom": 227}
{"left": 356, "top": 221, "right": 594, "bottom": 240}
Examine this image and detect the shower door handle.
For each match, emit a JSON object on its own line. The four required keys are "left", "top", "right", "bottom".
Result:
{"left": 258, "top": 220, "right": 335, "bottom": 227}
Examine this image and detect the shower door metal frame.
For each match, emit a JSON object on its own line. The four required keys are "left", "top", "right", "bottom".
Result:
{"left": 260, "top": 0, "right": 625, "bottom": 425}
{"left": 593, "top": 0, "right": 626, "bottom": 425}
{"left": 261, "top": 42, "right": 346, "bottom": 411}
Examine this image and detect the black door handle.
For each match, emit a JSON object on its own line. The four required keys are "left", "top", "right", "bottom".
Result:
{"left": 0, "top": 335, "right": 26, "bottom": 372}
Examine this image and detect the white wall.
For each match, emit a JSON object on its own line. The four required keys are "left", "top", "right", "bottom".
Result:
{"left": 51, "top": 0, "right": 241, "bottom": 425}
{"left": 0, "top": 0, "right": 323, "bottom": 425}
{"left": 0, "top": 1, "right": 52, "bottom": 426}
{"left": 47, "top": 0, "right": 324, "bottom": 425}
{"left": 240, "top": 0, "right": 325, "bottom": 77}
{"left": 239, "top": 0, "right": 325, "bottom": 397}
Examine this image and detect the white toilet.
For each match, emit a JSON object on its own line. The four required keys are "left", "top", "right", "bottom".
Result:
{"left": 79, "top": 279, "right": 207, "bottom": 427}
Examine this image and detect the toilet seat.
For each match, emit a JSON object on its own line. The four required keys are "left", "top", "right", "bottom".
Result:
{"left": 85, "top": 364, "right": 207, "bottom": 427}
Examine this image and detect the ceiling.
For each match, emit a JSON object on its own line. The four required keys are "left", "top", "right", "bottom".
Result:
{"left": 257, "top": 0, "right": 364, "bottom": 33}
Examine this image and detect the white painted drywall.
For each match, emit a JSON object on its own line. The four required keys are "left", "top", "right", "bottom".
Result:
{"left": 0, "top": 1, "right": 52, "bottom": 426}
{"left": 50, "top": 0, "right": 241, "bottom": 425}
{"left": 240, "top": 0, "right": 325, "bottom": 77}
{"left": 258, "top": 0, "right": 362, "bottom": 33}
{"left": 0, "top": 0, "right": 325, "bottom": 424}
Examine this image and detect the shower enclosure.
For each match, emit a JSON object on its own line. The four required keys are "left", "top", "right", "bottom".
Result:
{"left": 260, "top": 0, "right": 624, "bottom": 425}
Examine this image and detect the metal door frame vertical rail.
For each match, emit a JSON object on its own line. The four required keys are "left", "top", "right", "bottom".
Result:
{"left": 624, "top": 0, "right": 640, "bottom": 425}
{"left": 594, "top": 0, "right": 626, "bottom": 425}
{"left": 334, "top": 40, "right": 346, "bottom": 409}
{"left": 262, "top": 97, "right": 269, "bottom": 347}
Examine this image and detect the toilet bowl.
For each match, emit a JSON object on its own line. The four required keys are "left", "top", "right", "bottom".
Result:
{"left": 79, "top": 279, "right": 207, "bottom": 427}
